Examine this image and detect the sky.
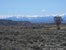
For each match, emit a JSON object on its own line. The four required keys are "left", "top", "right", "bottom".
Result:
{"left": 0, "top": 0, "right": 66, "bottom": 18}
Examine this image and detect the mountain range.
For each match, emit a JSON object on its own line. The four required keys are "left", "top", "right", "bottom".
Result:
{"left": 4, "top": 15, "right": 66, "bottom": 23}
{"left": 0, "top": 15, "right": 66, "bottom": 25}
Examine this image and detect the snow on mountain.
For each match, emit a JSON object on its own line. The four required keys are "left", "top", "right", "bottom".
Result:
{"left": 0, "top": 15, "right": 66, "bottom": 23}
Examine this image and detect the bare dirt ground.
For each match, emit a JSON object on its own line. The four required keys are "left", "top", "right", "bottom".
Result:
{"left": 0, "top": 24, "right": 66, "bottom": 50}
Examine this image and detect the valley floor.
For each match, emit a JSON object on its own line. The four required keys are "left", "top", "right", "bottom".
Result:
{"left": 0, "top": 24, "right": 66, "bottom": 50}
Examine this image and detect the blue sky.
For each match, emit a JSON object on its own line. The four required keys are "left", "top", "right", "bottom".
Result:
{"left": 0, "top": 0, "right": 66, "bottom": 17}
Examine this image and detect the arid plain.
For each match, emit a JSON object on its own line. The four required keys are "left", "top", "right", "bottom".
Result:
{"left": 0, "top": 24, "right": 66, "bottom": 50}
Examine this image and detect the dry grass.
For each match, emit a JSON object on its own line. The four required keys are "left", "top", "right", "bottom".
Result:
{"left": 0, "top": 24, "right": 66, "bottom": 50}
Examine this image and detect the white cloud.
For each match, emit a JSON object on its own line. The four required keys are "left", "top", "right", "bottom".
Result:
{"left": 41, "top": 9, "right": 46, "bottom": 12}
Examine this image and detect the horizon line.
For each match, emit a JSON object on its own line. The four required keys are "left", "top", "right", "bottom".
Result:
{"left": 0, "top": 13, "right": 66, "bottom": 18}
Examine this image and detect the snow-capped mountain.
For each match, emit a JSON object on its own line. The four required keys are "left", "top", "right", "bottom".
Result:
{"left": 5, "top": 16, "right": 54, "bottom": 23}
{"left": 1, "top": 15, "right": 66, "bottom": 23}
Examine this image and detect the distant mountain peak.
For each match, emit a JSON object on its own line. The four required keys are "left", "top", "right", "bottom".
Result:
{"left": 0, "top": 15, "right": 66, "bottom": 23}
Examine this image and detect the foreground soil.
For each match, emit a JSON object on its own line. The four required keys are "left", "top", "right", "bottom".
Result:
{"left": 0, "top": 25, "right": 66, "bottom": 50}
